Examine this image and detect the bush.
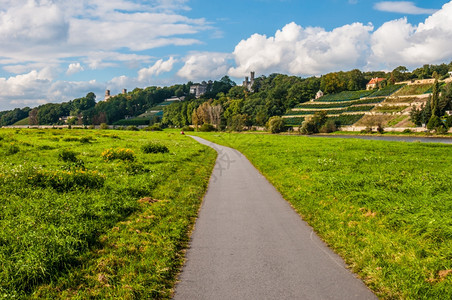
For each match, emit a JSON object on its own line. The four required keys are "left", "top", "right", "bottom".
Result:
{"left": 144, "top": 124, "right": 163, "bottom": 131}
{"left": 319, "top": 119, "right": 338, "bottom": 133}
{"left": 267, "top": 116, "right": 286, "bottom": 134}
{"left": 142, "top": 142, "right": 169, "bottom": 154}
{"left": 377, "top": 123, "right": 385, "bottom": 134}
{"left": 5, "top": 144, "right": 19, "bottom": 155}
{"left": 426, "top": 116, "right": 443, "bottom": 131}
{"left": 299, "top": 112, "right": 327, "bottom": 135}
{"left": 446, "top": 116, "right": 452, "bottom": 128}
{"left": 100, "top": 123, "right": 109, "bottom": 130}
{"left": 299, "top": 119, "right": 318, "bottom": 135}
{"left": 102, "top": 148, "right": 135, "bottom": 162}
{"left": 28, "top": 169, "right": 105, "bottom": 191}
{"left": 58, "top": 149, "right": 78, "bottom": 162}
{"left": 126, "top": 125, "right": 139, "bottom": 131}
{"left": 361, "top": 127, "right": 373, "bottom": 134}
{"left": 402, "top": 129, "right": 412, "bottom": 134}
{"left": 182, "top": 126, "right": 194, "bottom": 132}
{"left": 79, "top": 137, "right": 91, "bottom": 144}
{"left": 199, "top": 123, "right": 217, "bottom": 132}
{"left": 435, "top": 126, "right": 448, "bottom": 134}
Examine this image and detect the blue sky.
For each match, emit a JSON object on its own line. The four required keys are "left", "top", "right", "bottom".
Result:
{"left": 0, "top": 0, "right": 451, "bottom": 110}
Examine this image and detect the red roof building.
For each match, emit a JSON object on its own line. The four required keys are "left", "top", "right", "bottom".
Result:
{"left": 366, "top": 78, "right": 386, "bottom": 90}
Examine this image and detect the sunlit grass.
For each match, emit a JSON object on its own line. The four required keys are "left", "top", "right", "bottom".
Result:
{"left": 0, "top": 128, "right": 216, "bottom": 299}
{"left": 193, "top": 132, "right": 452, "bottom": 299}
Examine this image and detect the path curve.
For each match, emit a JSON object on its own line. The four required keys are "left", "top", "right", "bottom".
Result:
{"left": 173, "top": 136, "right": 377, "bottom": 300}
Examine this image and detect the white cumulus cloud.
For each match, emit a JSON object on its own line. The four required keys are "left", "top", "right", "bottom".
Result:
{"left": 374, "top": 1, "right": 438, "bottom": 15}
{"left": 228, "top": 22, "right": 373, "bottom": 77}
{"left": 66, "top": 63, "right": 84, "bottom": 75}
{"left": 369, "top": 1, "right": 452, "bottom": 69}
{"left": 177, "top": 52, "right": 232, "bottom": 80}
{"left": 138, "top": 57, "right": 177, "bottom": 82}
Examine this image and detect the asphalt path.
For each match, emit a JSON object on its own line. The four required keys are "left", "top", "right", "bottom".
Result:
{"left": 173, "top": 136, "right": 377, "bottom": 300}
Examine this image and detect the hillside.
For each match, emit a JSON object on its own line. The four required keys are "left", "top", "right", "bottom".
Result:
{"left": 283, "top": 84, "right": 405, "bottom": 127}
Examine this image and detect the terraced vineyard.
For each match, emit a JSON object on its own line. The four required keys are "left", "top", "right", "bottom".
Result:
{"left": 284, "top": 84, "right": 406, "bottom": 126}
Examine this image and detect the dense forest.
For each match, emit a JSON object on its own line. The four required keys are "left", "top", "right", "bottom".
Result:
{"left": 1, "top": 62, "right": 452, "bottom": 128}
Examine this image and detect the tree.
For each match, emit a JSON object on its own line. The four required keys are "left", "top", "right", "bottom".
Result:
{"left": 267, "top": 116, "right": 286, "bottom": 133}
{"left": 299, "top": 111, "right": 327, "bottom": 134}
{"left": 439, "top": 82, "right": 452, "bottom": 115}
{"left": 29, "top": 108, "right": 39, "bottom": 125}
{"left": 431, "top": 79, "right": 440, "bottom": 117}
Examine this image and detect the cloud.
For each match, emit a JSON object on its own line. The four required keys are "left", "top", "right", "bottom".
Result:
{"left": 177, "top": 52, "right": 233, "bottom": 80}
{"left": 369, "top": 1, "right": 452, "bottom": 69}
{"left": 66, "top": 63, "right": 84, "bottom": 75}
{"left": 228, "top": 22, "right": 373, "bottom": 77}
{"left": 138, "top": 57, "right": 177, "bottom": 81}
{"left": 374, "top": 1, "right": 438, "bottom": 15}
{"left": 0, "top": 0, "right": 208, "bottom": 67}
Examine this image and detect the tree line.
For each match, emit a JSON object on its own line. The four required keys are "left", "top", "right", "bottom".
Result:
{"left": 1, "top": 62, "right": 452, "bottom": 127}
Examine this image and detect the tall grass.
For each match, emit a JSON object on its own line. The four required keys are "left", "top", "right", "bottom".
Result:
{"left": 0, "top": 129, "right": 216, "bottom": 298}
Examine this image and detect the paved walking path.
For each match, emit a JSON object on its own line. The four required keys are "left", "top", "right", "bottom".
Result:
{"left": 173, "top": 136, "right": 377, "bottom": 300}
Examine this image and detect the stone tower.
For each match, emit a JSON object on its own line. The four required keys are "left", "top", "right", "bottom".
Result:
{"left": 104, "top": 90, "right": 111, "bottom": 101}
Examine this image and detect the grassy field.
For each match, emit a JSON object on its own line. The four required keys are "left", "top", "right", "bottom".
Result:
{"left": 192, "top": 132, "right": 452, "bottom": 299}
{"left": 0, "top": 128, "right": 216, "bottom": 299}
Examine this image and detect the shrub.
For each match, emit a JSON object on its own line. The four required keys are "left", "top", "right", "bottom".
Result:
{"left": 102, "top": 148, "right": 135, "bottom": 162}
{"left": 142, "top": 142, "right": 169, "bottom": 154}
{"left": 402, "top": 129, "right": 412, "bottom": 134}
{"left": 28, "top": 169, "right": 105, "bottom": 191}
{"left": 377, "top": 123, "right": 385, "bottom": 134}
{"left": 126, "top": 125, "right": 139, "bottom": 131}
{"left": 361, "top": 127, "right": 373, "bottom": 134}
{"left": 267, "top": 116, "right": 286, "bottom": 134}
{"left": 435, "top": 126, "right": 448, "bottom": 134}
{"left": 5, "top": 144, "right": 19, "bottom": 155}
{"left": 426, "top": 116, "right": 443, "bottom": 130}
{"left": 58, "top": 149, "right": 78, "bottom": 162}
{"left": 144, "top": 124, "right": 163, "bottom": 131}
{"left": 199, "top": 123, "right": 217, "bottom": 132}
{"left": 79, "top": 137, "right": 91, "bottom": 143}
{"left": 100, "top": 123, "right": 109, "bottom": 130}
{"left": 182, "top": 126, "right": 194, "bottom": 132}
{"left": 299, "top": 111, "right": 327, "bottom": 135}
{"left": 319, "top": 119, "right": 338, "bottom": 133}
{"left": 88, "top": 125, "right": 95, "bottom": 129}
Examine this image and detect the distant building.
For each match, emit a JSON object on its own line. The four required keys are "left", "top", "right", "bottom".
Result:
{"left": 366, "top": 78, "right": 385, "bottom": 90}
{"left": 315, "top": 90, "right": 324, "bottom": 99}
{"left": 104, "top": 88, "right": 127, "bottom": 101}
{"left": 243, "top": 71, "right": 255, "bottom": 92}
{"left": 190, "top": 81, "right": 208, "bottom": 98}
{"left": 104, "top": 90, "right": 111, "bottom": 101}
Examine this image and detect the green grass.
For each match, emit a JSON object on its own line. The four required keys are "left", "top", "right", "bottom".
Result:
{"left": 330, "top": 114, "right": 365, "bottom": 125}
{"left": 13, "top": 117, "right": 29, "bottom": 126}
{"left": 375, "top": 105, "right": 409, "bottom": 113}
{"left": 113, "top": 118, "right": 152, "bottom": 126}
{"left": 393, "top": 84, "right": 433, "bottom": 96}
{"left": 317, "top": 90, "right": 374, "bottom": 102}
{"left": 368, "top": 84, "right": 405, "bottom": 97}
{"left": 191, "top": 132, "right": 452, "bottom": 299}
{"left": 0, "top": 128, "right": 216, "bottom": 299}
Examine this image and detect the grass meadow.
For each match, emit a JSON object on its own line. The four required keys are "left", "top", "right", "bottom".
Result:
{"left": 0, "top": 128, "right": 216, "bottom": 299}
{"left": 193, "top": 132, "right": 452, "bottom": 299}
